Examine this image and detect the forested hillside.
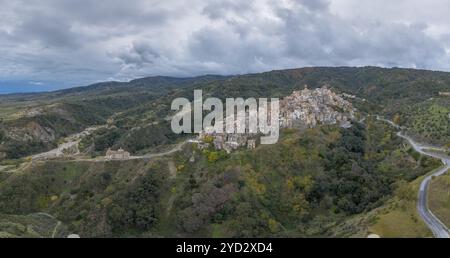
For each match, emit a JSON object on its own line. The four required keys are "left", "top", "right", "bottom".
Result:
{"left": 0, "top": 67, "right": 448, "bottom": 237}
{"left": 0, "top": 117, "right": 440, "bottom": 237}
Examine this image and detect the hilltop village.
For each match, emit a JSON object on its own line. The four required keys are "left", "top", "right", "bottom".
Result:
{"left": 195, "top": 85, "right": 356, "bottom": 153}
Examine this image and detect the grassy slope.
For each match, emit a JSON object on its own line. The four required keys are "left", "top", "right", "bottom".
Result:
{"left": 366, "top": 173, "right": 433, "bottom": 238}
{"left": 428, "top": 172, "right": 450, "bottom": 228}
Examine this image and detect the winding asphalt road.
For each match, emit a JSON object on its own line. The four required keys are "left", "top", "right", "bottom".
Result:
{"left": 397, "top": 132, "right": 450, "bottom": 238}
{"left": 378, "top": 116, "right": 450, "bottom": 238}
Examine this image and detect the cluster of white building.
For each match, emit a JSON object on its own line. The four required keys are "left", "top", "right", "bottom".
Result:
{"left": 194, "top": 85, "right": 356, "bottom": 153}
{"left": 280, "top": 85, "right": 355, "bottom": 128}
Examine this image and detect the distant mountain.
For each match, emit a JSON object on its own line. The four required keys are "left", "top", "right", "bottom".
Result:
{"left": 0, "top": 80, "right": 65, "bottom": 94}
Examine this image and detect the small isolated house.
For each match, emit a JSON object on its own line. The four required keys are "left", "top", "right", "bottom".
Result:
{"left": 106, "top": 148, "right": 130, "bottom": 160}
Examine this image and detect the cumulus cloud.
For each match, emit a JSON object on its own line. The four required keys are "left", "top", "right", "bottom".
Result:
{"left": 0, "top": 0, "right": 450, "bottom": 91}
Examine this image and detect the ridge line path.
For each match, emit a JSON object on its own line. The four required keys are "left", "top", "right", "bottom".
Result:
{"left": 73, "top": 140, "right": 191, "bottom": 162}
{"left": 376, "top": 116, "right": 450, "bottom": 238}
{"left": 0, "top": 125, "right": 192, "bottom": 174}
{"left": 31, "top": 125, "right": 108, "bottom": 161}
{"left": 27, "top": 122, "right": 192, "bottom": 162}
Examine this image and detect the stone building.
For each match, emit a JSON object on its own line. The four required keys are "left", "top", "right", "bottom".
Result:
{"left": 194, "top": 85, "right": 355, "bottom": 154}
{"left": 279, "top": 85, "right": 355, "bottom": 129}
{"left": 247, "top": 139, "right": 256, "bottom": 150}
{"left": 223, "top": 141, "right": 240, "bottom": 154}
{"left": 106, "top": 148, "right": 130, "bottom": 160}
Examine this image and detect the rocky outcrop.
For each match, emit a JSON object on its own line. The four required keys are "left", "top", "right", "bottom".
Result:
{"left": 7, "top": 121, "right": 56, "bottom": 143}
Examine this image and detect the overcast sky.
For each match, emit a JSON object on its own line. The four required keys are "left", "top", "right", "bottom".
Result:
{"left": 1, "top": 0, "right": 450, "bottom": 93}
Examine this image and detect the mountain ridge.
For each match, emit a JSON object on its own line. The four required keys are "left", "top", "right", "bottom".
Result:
{"left": 2, "top": 65, "right": 450, "bottom": 98}
{"left": 1, "top": 66, "right": 449, "bottom": 161}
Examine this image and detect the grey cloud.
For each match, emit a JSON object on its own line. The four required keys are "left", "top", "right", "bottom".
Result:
{"left": 116, "top": 42, "right": 161, "bottom": 67}
{"left": 14, "top": 14, "right": 81, "bottom": 49}
{"left": 295, "top": 0, "right": 330, "bottom": 11}
{"left": 4, "top": 0, "right": 169, "bottom": 49}
{"left": 0, "top": 0, "right": 450, "bottom": 91}
{"left": 202, "top": 0, "right": 255, "bottom": 20}
{"left": 278, "top": 7, "right": 446, "bottom": 68}
{"left": 186, "top": 0, "right": 449, "bottom": 74}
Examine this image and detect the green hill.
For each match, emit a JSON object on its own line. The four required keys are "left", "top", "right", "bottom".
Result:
{"left": 0, "top": 67, "right": 449, "bottom": 237}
